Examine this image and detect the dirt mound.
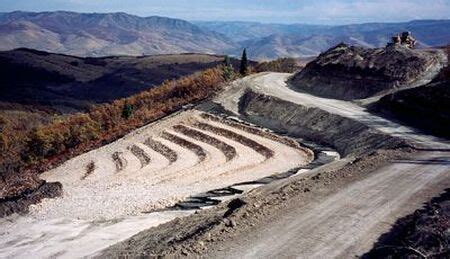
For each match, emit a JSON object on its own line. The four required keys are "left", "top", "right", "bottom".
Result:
{"left": 289, "top": 43, "right": 443, "bottom": 100}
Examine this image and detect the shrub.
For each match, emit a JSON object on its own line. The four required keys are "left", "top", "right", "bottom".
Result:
{"left": 121, "top": 103, "right": 133, "bottom": 119}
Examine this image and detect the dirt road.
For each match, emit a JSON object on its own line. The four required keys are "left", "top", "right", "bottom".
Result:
{"left": 216, "top": 72, "right": 450, "bottom": 150}
{"left": 207, "top": 72, "right": 450, "bottom": 258}
{"left": 210, "top": 152, "right": 450, "bottom": 258}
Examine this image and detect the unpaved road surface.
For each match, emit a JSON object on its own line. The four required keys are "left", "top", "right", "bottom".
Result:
{"left": 207, "top": 72, "right": 450, "bottom": 258}
{"left": 215, "top": 73, "right": 450, "bottom": 150}
{"left": 210, "top": 152, "right": 450, "bottom": 258}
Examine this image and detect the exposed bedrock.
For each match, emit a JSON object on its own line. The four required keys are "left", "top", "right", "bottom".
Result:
{"left": 238, "top": 90, "right": 410, "bottom": 157}
{"left": 289, "top": 43, "right": 446, "bottom": 100}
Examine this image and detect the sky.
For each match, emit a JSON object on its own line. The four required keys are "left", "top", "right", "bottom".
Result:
{"left": 0, "top": 0, "right": 449, "bottom": 25}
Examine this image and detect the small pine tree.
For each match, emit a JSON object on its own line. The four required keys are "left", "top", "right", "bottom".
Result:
{"left": 223, "top": 55, "right": 234, "bottom": 81}
{"left": 239, "top": 48, "right": 249, "bottom": 76}
{"left": 121, "top": 103, "right": 133, "bottom": 119}
{"left": 224, "top": 55, "right": 231, "bottom": 67}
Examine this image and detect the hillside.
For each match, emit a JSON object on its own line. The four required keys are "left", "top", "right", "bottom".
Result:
{"left": 0, "top": 48, "right": 235, "bottom": 113}
{"left": 0, "top": 11, "right": 237, "bottom": 57}
{"left": 289, "top": 43, "right": 445, "bottom": 100}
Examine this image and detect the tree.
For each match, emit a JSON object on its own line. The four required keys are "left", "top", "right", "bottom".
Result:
{"left": 223, "top": 55, "right": 234, "bottom": 81}
{"left": 122, "top": 103, "right": 133, "bottom": 119}
{"left": 224, "top": 55, "right": 232, "bottom": 67}
{"left": 239, "top": 48, "right": 249, "bottom": 76}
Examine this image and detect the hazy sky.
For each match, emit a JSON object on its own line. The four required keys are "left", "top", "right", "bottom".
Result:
{"left": 0, "top": 0, "right": 449, "bottom": 24}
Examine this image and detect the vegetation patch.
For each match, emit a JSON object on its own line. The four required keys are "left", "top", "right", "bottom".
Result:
{"left": 200, "top": 113, "right": 313, "bottom": 158}
{"left": 128, "top": 145, "right": 151, "bottom": 168}
{"left": 81, "top": 161, "right": 96, "bottom": 180}
{"left": 144, "top": 138, "right": 178, "bottom": 164}
{"left": 173, "top": 124, "right": 237, "bottom": 161}
{"left": 112, "top": 152, "right": 127, "bottom": 172}
{"left": 161, "top": 132, "right": 207, "bottom": 162}
{"left": 193, "top": 122, "right": 274, "bottom": 159}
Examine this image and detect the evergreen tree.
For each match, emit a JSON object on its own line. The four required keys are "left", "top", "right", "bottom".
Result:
{"left": 223, "top": 55, "right": 234, "bottom": 81}
{"left": 224, "top": 55, "right": 231, "bottom": 67}
{"left": 239, "top": 48, "right": 249, "bottom": 76}
{"left": 121, "top": 103, "right": 133, "bottom": 119}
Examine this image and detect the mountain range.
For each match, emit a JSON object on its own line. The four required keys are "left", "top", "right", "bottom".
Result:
{"left": 0, "top": 11, "right": 236, "bottom": 57}
{"left": 0, "top": 11, "right": 449, "bottom": 59}
{"left": 196, "top": 20, "right": 450, "bottom": 59}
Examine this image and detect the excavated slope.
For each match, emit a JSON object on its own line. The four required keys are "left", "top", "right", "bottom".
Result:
{"left": 289, "top": 43, "right": 444, "bottom": 100}
{"left": 238, "top": 90, "right": 409, "bottom": 156}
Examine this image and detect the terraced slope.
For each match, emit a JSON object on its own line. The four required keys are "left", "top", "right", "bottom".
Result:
{"left": 31, "top": 110, "right": 313, "bottom": 221}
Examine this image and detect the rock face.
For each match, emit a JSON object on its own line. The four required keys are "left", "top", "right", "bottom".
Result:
{"left": 289, "top": 43, "right": 442, "bottom": 100}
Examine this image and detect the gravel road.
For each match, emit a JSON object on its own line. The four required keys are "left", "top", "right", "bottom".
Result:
{"left": 215, "top": 73, "right": 450, "bottom": 150}
{"left": 207, "top": 72, "right": 450, "bottom": 258}
{"left": 210, "top": 152, "right": 450, "bottom": 258}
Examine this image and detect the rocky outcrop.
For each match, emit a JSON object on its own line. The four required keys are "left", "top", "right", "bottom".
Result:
{"left": 289, "top": 43, "right": 443, "bottom": 100}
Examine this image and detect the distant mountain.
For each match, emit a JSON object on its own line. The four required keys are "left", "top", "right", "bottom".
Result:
{"left": 0, "top": 11, "right": 449, "bottom": 60}
{"left": 0, "top": 11, "right": 237, "bottom": 57}
{"left": 193, "top": 21, "right": 329, "bottom": 43}
{"left": 198, "top": 20, "right": 450, "bottom": 60}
